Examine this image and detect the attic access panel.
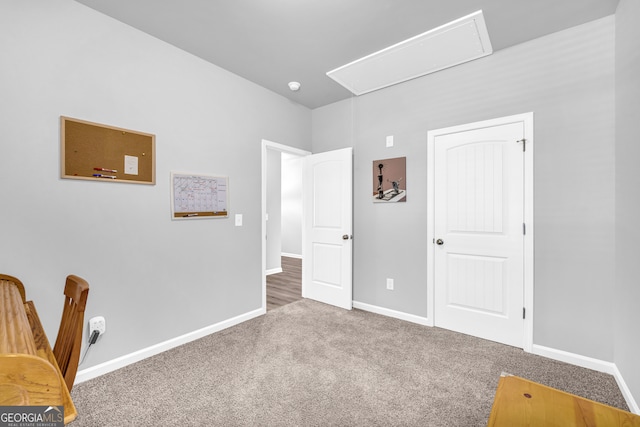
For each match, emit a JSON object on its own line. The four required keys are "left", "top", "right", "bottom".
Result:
{"left": 327, "top": 10, "right": 493, "bottom": 95}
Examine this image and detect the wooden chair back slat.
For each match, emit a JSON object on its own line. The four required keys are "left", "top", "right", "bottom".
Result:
{"left": 53, "top": 275, "right": 89, "bottom": 392}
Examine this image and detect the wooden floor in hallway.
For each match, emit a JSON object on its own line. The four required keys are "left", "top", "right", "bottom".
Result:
{"left": 267, "top": 256, "right": 302, "bottom": 311}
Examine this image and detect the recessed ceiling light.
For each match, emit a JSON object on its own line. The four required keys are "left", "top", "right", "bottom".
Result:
{"left": 288, "top": 81, "right": 301, "bottom": 91}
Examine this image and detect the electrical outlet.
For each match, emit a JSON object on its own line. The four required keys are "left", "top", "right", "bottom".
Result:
{"left": 89, "top": 316, "right": 106, "bottom": 336}
{"left": 386, "top": 278, "right": 394, "bottom": 290}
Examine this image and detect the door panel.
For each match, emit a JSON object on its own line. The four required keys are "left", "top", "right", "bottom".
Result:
{"left": 303, "top": 148, "right": 353, "bottom": 310}
{"left": 312, "top": 160, "right": 343, "bottom": 227}
{"left": 446, "top": 253, "right": 507, "bottom": 315}
{"left": 434, "top": 122, "right": 524, "bottom": 347}
{"left": 311, "top": 243, "right": 342, "bottom": 287}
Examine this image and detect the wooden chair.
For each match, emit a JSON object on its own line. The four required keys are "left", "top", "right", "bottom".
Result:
{"left": 53, "top": 275, "right": 89, "bottom": 392}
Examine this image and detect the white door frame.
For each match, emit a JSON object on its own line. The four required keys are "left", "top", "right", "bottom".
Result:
{"left": 426, "top": 113, "right": 534, "bottom": 352}
{"left": 261, "top": 139, "right": 311, "bottom": 313}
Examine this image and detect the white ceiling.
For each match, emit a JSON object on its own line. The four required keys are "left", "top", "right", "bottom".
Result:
{"left": 73, "top": 0, "right": 619, "bottom": 109}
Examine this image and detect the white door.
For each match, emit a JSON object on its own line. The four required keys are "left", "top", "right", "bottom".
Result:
{"left": 303, "top": 147, "right": 353, "bottom": 310}
{"left": 433, "top": 121, "right": 525, "bottom": 348}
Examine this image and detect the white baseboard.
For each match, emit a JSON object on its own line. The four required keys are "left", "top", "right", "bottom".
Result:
{"left": 281, "top": 252, "right": 302, "bottom": 259}
{"left": 265, "top": 267, "right": 283, "bottom": 275}
{"left": 532, "top": 344, "right": 639, "bottom": 414}
{"left": 611, "top": 364, "right": 640, "bottom": 414}
{"left": 352, "top": 300, "right": 431, "bottom": 326}
{"left": 531, "top": 344, "right": 616, "bottom": 374}
{"left": 75, "top": 307, "right": 265, "bottom": 385}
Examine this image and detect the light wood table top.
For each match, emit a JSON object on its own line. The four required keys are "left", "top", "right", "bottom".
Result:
{"left": 487, "top": 374, "right": 640, "bottom": 427}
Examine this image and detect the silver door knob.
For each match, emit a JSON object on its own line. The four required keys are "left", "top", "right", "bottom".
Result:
{"left": 342, "top": 234, "right": 352, "bottom": 240}
{"left": 436, "top": 239, "right": 444, "bottom": 245}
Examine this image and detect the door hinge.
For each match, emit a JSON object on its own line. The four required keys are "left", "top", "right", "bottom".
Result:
{"left": 523, "top": 223, "right": 526, "bottom": 235}
{"left": 523, "top": 307, "right": 526, "bottom": 319}
{"left": 517, "top": 138, "right": 526, "bottom": 152}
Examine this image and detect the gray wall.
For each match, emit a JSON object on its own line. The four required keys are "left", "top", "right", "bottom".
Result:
{"left": 0, "top": 0, "right": 310, "bottom": 367}
{"left": 266, "top": 151, "right": 304, "bottom": 268}
{"left": 266, "top": 149, "right": 282, "bottom": 271}
{"left": 615, "top": 0, "right": 640, "bottom": 408}
{"left": 313, "top": 17, "right": 616, "bottom": 361}
{"left": 281, "top": 154, "right": 303, "bottom": 257}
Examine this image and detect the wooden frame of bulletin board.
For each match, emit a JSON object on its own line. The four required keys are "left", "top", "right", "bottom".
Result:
{"left": 60, "top": 116, "right": 155, "bottom": 184}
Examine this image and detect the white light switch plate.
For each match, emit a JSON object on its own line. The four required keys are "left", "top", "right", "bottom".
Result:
{"left": 386, "top": 135, "right": 394, "bottom": 147}
{"left": 235, "top": 214, "right": 243, "bottom": 226}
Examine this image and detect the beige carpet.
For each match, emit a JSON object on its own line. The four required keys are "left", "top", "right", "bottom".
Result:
{"left": 71, "top": 299, "right": 628, "bottom": 426}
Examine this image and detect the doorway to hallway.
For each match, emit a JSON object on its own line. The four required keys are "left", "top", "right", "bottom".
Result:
{"left": 262, "top": 140, "right": 309, "bottom": 312}
{"left": 261, "top": 140, "right": 354, "bottom": 312}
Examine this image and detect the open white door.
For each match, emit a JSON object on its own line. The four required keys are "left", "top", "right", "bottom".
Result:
{"left": 303, "top": 148, "right": 353, "bottom": 310}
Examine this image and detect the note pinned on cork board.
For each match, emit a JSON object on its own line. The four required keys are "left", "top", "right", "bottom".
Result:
{"left": 124, "top": 155, "right": 139, "bottom": 175}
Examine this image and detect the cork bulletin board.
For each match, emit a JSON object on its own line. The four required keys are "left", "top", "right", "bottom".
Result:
{"left": 61, "top": 116, "right": 155, "bottom": 184}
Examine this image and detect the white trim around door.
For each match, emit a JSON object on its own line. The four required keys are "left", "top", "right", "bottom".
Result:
{"left": 261, "top": 139, "right": 311, "bottom": 312}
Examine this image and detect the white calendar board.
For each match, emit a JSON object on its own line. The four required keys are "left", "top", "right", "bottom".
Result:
{"left": 171, "top": 172, "right": 228, "bottom": 219}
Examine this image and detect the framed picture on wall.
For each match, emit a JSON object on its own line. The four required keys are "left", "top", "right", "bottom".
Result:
{"left": 372, "top": 157, "right": 406, "bottom": 203}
